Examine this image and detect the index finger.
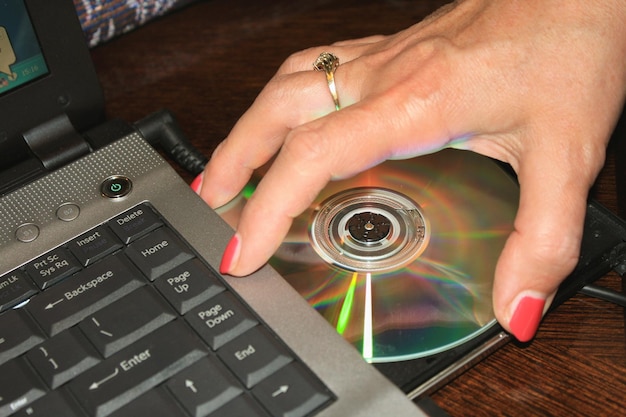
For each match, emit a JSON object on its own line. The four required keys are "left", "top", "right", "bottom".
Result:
{"left": 200, "top": 71, "right": 335, "bottom": 208}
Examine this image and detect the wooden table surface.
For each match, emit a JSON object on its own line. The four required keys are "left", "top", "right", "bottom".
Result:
{"left": 89, "top": 0, "right": 626, "bottom": 415}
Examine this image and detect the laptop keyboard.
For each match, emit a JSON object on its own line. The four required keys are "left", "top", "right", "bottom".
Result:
{"left": 0, "top": 203, "right": 335, "bottom": 417}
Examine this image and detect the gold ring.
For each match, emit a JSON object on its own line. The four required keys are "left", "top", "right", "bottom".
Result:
{"left": 313, "top": 52, "right": 341, "bottom": 111}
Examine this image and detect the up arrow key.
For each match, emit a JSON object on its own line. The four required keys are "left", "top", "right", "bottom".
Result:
{"left": 272, "top": 385, "right": 289, "bottom": 397}
{"left": 185, "top": 379, "right": 197, "bottom": 393}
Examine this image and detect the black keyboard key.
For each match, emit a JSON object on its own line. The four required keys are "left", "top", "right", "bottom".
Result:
{"left": 0, "top": 203, "right": 333, "bottom": 417}
{"left": 68, "top": 226, "right": 123, "bottom": 267}
{"left": 109, "top": 388, "right": 186, "bottom": 417}
{"left": 125, "top": 227, "right": 194, "bottom": 280}
{"left": 0, "top": 309, "right": 45, "bottom": 365}
{"left": 0, "top": 358, "right": 47, "bottom": 416}
{"left": 185, "top": 292, "right": 258, "bottom": 350}
{"left": 108, "top": 204, "right": 163, "bottom": 244}
{"left": 0, "top": 270, "right": 38, "bottom": 312}
{"left": 24, "top": 248, "right": 82, "bottom": 289}
{"left": 155, "top": 258, "right": 225, "bottom": 314}
{"left": 252, "top": 362, "right": 333, "bottom": 417}
{"left": 79, "top": 286, "right": 176, "bottom": 357}
{"left": 210, "top": 394, "right": 270, "bottom": 417}
{"left": 217, "top": 326, "right": 293, "bottom": 389}
{"left": 13, "top": 390, "right": 85, "bottom": 417}
{"left": 68, "top": 320, "right": 208, "bottom": 417}
{"left": 166, "top": 356, "right": 243, "bottom": 417}
{"left": 27, "top": 327, "right": 100, "bottom": 389}
{"left": 26, "top": 253, "right": 145, "bottom": 336}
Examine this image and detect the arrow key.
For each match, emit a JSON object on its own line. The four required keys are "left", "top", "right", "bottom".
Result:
{"left": 251, "top": 362, "right": 334, "bottom": 417}
{"left": 165, "top": 356, "right": 243, "bottom": 417}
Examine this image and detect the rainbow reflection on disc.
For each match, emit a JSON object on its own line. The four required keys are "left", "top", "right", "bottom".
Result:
{"left": 221, "top": 149, "right": 519, "bottom": 363}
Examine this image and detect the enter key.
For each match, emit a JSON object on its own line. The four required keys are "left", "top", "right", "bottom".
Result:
{"left": 68, "top": 320, "right": 207, "bottom": 417}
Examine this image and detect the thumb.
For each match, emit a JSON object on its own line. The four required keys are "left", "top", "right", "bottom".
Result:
{"left": 492, "top": 145, "right": 597, "bottom": 342}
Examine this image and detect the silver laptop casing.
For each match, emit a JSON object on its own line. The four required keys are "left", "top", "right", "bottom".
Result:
{"left": 0, "top": 133, "right": 426, "bottom": 417}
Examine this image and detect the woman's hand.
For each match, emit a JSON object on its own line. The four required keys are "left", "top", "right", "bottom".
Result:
{"left": 197, "top": 0, "right": 626, "bottom": 341}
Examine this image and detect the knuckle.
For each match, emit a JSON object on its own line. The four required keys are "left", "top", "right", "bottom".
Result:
{"left": 282, "top": 126, "right": 331, "bottom": 165}
{"left": 256, "top": 74, "right": 293, "bottom": 109}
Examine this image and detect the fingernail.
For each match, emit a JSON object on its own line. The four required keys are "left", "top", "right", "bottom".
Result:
{"left": 509, "top": 294, "right": 546, "bottom": 342}
{"left": 190, "top": 173, "right": 203, "bottom": 194}
{"left": 220, "top": 233, "right": 241, "bottom": 274}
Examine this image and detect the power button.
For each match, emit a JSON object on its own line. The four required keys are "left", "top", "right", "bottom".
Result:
{"left": 101, "top": 176, "right": 133, "bottom": 198}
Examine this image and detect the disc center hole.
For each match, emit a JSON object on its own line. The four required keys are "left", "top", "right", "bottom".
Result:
{"left": 347, "top": 212, "right": 391, "bottom": 243}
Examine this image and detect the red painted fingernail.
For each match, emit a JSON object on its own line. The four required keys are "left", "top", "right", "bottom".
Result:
{"left": 220, "top": 234, "right": 241, "bottom": 274}
{"left": 190, "top": 173, "right": 203, "bottom": 194}
{"left": 509, "top": 295, "right": 545, "bottom": 342}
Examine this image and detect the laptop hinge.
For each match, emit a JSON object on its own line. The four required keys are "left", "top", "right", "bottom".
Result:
{"left": 22, "top": 113, "right": 91, "bottom": 171}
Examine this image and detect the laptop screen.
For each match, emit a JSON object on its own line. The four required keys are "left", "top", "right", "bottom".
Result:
{"left": 0, "top": 0, "right": 49, "bottom": 97}
{"left": 0, "top": 0, "right": 104, "bottom": 195}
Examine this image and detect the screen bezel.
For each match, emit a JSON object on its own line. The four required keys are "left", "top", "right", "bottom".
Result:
{"left": 0, "top": 0, "right": 104, "bottom": 168}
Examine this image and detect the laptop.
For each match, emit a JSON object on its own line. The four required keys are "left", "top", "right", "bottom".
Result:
{"left": 4, "top": 0, "right": 626, "bottom": 416}
{"left": 0, "top": 0, "right": 429, "bottom": 416}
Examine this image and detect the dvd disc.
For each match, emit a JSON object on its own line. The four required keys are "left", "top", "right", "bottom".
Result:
{"left": 218, "top": 149, "right": 519, "bottom": 363}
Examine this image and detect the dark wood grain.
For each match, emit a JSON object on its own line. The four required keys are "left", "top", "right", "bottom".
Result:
{"left": 89, "top": 0, "right": 626, "bottom": 415}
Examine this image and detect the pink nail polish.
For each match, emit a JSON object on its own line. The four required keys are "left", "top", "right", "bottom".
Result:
{"left": 190, "top": 173, "right": 203, "bottom": 194}
{"left": 509, "top": 295, "right": 545, "bottom": 342}
{"left": 220, "top": 234, "right": 241, "bottom": 274}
